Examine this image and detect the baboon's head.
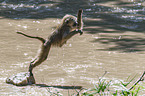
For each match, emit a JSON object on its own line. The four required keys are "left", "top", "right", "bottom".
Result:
{"left": 65, "top": 18, "right": 77, "bottom": 26}
{"left": 62, "top": 15, "right": 77, "bottom": 31}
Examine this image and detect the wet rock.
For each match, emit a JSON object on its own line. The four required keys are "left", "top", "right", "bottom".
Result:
{"left": 6, "top": 72, "right": 35, "bottom": 86}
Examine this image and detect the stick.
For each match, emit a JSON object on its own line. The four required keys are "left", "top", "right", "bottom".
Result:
{"left": 129, "top": 71, "right": 145, "bottom": 90}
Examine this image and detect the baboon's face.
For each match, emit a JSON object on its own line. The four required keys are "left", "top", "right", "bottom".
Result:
{"left": 66, "top": 18, "right": 77, "bottom": 30}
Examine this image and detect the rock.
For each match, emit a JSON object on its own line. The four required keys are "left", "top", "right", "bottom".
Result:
{"left": 6, "top": 72, "right": 35, "bottom": 86}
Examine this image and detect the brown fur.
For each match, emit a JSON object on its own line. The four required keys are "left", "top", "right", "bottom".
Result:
{"left": 49, "top": 15, "right": 79, "bottom": 47}
{"left": 17, "top": 9, "right": 83, "bottom": 76}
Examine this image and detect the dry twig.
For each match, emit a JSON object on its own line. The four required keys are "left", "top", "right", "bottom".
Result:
{"left": 129, "top": 71, "right": 145, "bottom": 90}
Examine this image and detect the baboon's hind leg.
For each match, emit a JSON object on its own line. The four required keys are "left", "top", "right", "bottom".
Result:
{"left": 28, "top": 42, "right": 51, "bottom": 76}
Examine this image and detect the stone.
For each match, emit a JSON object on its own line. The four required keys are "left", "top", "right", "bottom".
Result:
{"left": 6, "top": 72, "right": 35, "bottom": 86}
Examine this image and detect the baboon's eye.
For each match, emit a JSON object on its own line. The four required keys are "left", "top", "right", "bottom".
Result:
{"left": 66, "top": 20, "right": 69, "bottom": 24}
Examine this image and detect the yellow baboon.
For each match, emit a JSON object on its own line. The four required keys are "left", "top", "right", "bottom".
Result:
{"left": 17, "top": 9, "right": 83, "bottom": 76}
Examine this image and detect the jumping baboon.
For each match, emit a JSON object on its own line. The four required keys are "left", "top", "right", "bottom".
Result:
{"left": 17, "top": 9, "right": 83, "bottom": 76}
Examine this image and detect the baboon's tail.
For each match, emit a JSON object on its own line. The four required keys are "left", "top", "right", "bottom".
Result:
{"left": 17, "top": 31, "right": 45, "bottom": 43}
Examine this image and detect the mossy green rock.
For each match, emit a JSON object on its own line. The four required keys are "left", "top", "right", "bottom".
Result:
{"left": 6, "top": 72, "right": 35, "bottom": 86}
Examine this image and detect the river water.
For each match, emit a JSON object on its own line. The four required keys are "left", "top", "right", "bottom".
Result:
{"left": 0, "top": 0, "right": 145, "bottom": 95}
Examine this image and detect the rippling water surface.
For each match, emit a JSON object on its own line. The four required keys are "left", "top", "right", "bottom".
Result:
{"left": 0, "top": 0, "right": 145, "bottom": 95}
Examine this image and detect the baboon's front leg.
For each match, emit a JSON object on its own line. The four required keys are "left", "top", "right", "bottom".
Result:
{"left": 77, "top": 9, "right": 83, "bottom": 30}
{"left": 63, "top": 30, "right": 83, "bottom": 41}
